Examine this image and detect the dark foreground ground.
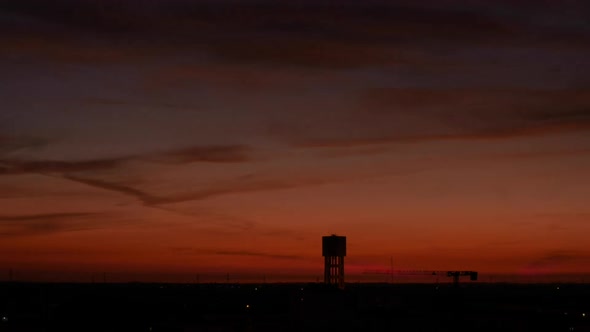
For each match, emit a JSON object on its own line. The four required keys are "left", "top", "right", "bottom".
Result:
{"left": 0, "top": 282, "right": 589, "bottom": 331}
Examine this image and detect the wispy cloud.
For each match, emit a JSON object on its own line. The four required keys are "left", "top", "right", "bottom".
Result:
{"left": 0, "top": 142, "right": 342, "bottom": 209}
{"left": 170, "top": 247, "right": 303, "bottom": 260}
{"left": 0, "top": 135, "right": 49, "bottom": 155}
{"left": 0, "top": 158, "right": 127, "bottom": 175}
{"left": 80, "top": 97, "right": 204, "bottom": 111}
{"left": 294, "top": 122, "right": 590, "bottom": 148}
{"left": 0, "top": 144, "right": 253, "bottom": 176}
{"left": 62, "top": 174, "right": 156, "bottom": 203}
{"left": 154, "top": 206, "right": 258, "bottom": 232}
{"left": 0, "top": 212, "right": 105, "bottom": 237}
{"left": 290, "top": 88, "right": 590, "bottom": 148}
{"left": 146, "top": 145, "right": 252, "bottom": 164}
{"left": 492, "top": 148, "right": 590, "bottom": 161}
{"left": 61, "top": 173, "right": 327, "bottom": 206}
{"left": 214, "top": 250, "right": 303, "bottom": 260}
{"left": 526, "top": 250, "right": 590, "bottom": 271}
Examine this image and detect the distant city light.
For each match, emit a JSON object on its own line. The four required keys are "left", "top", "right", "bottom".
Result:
{"left": 583, "top": 313, "right": 586, "bottom": 317}
{"left": 1, "top": 316, "right": 7, "bottom": 322}
{"left": 246, "top": 304, "right": 250, "bottom": 308}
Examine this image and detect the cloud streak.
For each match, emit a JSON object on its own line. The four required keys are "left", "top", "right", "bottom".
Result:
{"left": 0, "top": 212, "right": 105, "bottom": 237}
{"left": 0, "top": 158, "right": 127, "bottom": 175}
{"left": 0, "top": 136, "right": 49, "bottom": 155}
{"left": 170, "top": 247, "right": 303, "bottom": 260}
{"left": 61, "top": 173, "right": 330, "bottom": 206}
{"left": 214, "top": 250, "right": 303, "bottom": 260}
{"left": 146, "top": 145, "right": 253, "bottom": 164}
{"left": 526, "top": 250, "right": 590, "bottom": 271}
{"left": 289, "top": 88, "right": 590, "bottom": 148}
{"left": 0, "top": 144, "right": 252, "bottom": 175}
{"left": 294, "top": 121, "right": 590, "bottom": 149}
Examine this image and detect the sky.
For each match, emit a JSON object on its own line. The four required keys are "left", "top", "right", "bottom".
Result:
{"left": 1, "top": 0, "right": 590, "bottom": 283}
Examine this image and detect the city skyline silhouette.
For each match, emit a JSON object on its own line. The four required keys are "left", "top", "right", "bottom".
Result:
{"left": 1, "top": 0, "right": 590, "bottom": 283}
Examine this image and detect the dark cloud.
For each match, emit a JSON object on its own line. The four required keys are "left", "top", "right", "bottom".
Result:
{"left": 0, "top": 144, "right": 253, "bottom": 175}
{"left": 290, "top": 88, "right": 590, "bottom": 148}
{"left": 527, "top": 251, "right": 590, "bottom": 270}
{"left": 81, "top": 97, "right": 130, "bottom": 106}
{"left": 0, "top": 158, "right": 127, "bottom": 175}
{"left": 495, "top": 148, "right": 590, "bottom": 161}
{"left": 153, "top": 181, "right": 297, "bottom": 205}
{"left": 0, "top": 136, "right": 49, "bottom": 154}
{"left": 63, "top": 175, "right": 157, "bottom": 204}
{"left": 300, "top": 122, "right": 590, "bottom": 148}
{"left": 0, "top": 212, "right": 104, "bottom": 237}
{"left": 364, "top": 88, "right": 590, "bottom": 126}
{"left": 2, "top": 1, "right": 588, "bottom": 67}
{"left": 0, "top": 212, "right": 96, "bottom": 222}
{"left": 59, "top": 161, "right": 424, "bottom": 208}
{"left": 59, "top": 161, "right": 428, "bottom": 208}
{"left": 0, "top": 144, "right": 264, "bottom": 209}
{"left": 155, "top": 207, "right": 257, "bottom": 231}
{"left": 364, "top": 88, "right": 590, "bottom": 115}
{"left": 80, "top": 97, "right": 203, "bottom": 111}
{"left": 62, "top": 173, "right": 322, "bottom": 206}
{"left": 169, "top": 246, "right": 303, "bottom": 260}
{"left": 147, "top": 145, "right": 252, "bottom": 164}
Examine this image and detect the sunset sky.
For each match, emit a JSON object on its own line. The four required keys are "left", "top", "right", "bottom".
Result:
{"left": 1, "top": 0, "right": 590, "bottom": 283}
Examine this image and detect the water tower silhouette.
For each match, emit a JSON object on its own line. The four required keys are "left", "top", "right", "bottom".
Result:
{"left": 322, "top": 235, "right": 346, "bottom": 288}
